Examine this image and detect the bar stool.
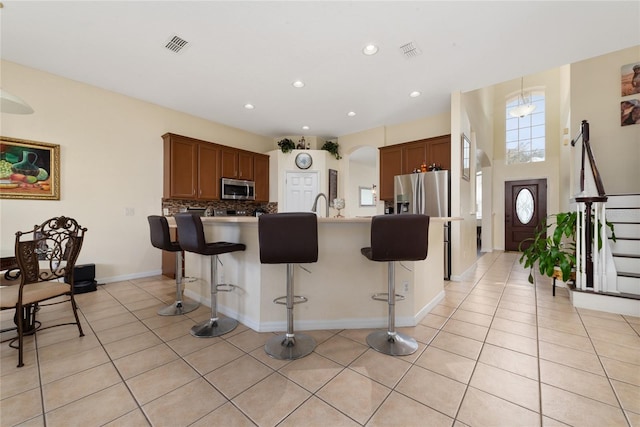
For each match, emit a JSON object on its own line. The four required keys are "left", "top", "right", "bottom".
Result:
{"left": 174, "top": 213, "right": 246, "bottom": 337}
{"left": 259, "top": 212, "right": 318, "bottom": 360}
{"left": 148, "top": 216, "right": 200, "bottom": 316}
{"left": 361, "top": 214, "right": 429, "bottom": 356}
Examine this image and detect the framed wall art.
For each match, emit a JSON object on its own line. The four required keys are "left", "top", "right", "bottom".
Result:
{"left": 461, "top": 133, "right": 470, "bottom": 181}
{"left": 0, "top": 136, "right": 60, "bottom": 200}
{"left": 328, "top": 169, "right": 338, "bottom": 207}
{"left": 621, "top": 62, "right": 640, "bottom": 96}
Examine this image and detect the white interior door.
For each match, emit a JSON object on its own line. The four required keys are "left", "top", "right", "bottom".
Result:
{"left": 284, "top": 171, "right": 319, "bottom": 213}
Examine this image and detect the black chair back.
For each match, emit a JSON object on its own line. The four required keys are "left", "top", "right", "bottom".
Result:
{"left": 259, "top": 213, "right": 318, "bottom": 264}
{"left": 148, "top": 215, "right": 181, "bottom": 252}
{"left": 364, "top": 214, "right": 429, "bottom": 262}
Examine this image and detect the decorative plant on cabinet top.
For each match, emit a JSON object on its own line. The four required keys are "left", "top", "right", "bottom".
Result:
{"left": 277, "top": 138, "right": 295, "bottom": 153}
{"left": 321, "top": 141, "right": 342, "bottom": 160}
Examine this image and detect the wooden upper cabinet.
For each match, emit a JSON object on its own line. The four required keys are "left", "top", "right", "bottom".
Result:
{"left": 378, "top": 134, "right": 451, "bottom": 202}
{"left": 164, "top": 133, "right": 268, "bottom": 202}
{"left": 428, "top": 136, "right": 451, "bottom": 171}
{"left": 238, "top": 152, "right": 254, "bottom": 180}
{"left": 221, "top": 148, "right": 254, "bottom": 180}
{"left": 164, "top": 134, "right": 197, "bottom": 199}
{"left": 197, "top": 143, "right": 220, "bottom": 200}
{"left": 163, "top": 133, "right": 220, "bottom": 201}
{"left": 379, "top": 145, "right": 403, "bottom": 201}
{"left": 254, "top": 154, "right": 269, "bottom": 202}
{"left": 402, "top": 141, "right": 428, "bottom": 175}
{"left": 220, "top": 148, "right": 238, "bottom": 178}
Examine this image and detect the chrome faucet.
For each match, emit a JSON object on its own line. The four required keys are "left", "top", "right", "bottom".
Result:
{"left": 311, "top": 193, "right": 329, "bottom": 217}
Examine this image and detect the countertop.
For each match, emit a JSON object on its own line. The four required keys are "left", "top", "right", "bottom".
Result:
{"left": 166, "top": 215, "right": 462, "bottom": 224}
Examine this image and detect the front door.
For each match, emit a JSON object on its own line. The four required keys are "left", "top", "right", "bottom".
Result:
{"left": 505, "top": 179, "right": 547, "bottom": 251}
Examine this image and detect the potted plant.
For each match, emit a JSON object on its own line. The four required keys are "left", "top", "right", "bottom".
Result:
{"left": 277, "top": 138, "right": 295, "bottom": 153}
{"left": 518, "top": 211, "right": 616, "bottom": 284}
{"left": 321, "top": 140, "right": 342, "bottom": 160}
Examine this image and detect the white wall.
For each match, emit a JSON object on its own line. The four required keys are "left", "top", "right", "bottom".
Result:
{"left": 347, "top": 153, "right": 377, "bottom": 217}
{"left": 0, "top": 60, "right": 272, "bottom": 282}
{"left": 570, "top": 46, "right": 640, "bottom": 195}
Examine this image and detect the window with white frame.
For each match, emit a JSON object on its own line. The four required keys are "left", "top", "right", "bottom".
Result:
{"left": 505, "top": 91, "right": 545, "bottom": 164}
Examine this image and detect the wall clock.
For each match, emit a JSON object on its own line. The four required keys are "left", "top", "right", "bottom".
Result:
{"left": 295, "top": 152, "right": 313, "bottom": 169}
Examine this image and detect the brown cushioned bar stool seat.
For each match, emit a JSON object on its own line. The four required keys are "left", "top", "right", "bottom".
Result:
{"left": 148, "top": 216, "right": 199, "bottom": 316}
{"left": 175, "top": 213, "right": 246, "bottom": 337}
{"left": 361, "top": 214, "right": 429, "bottom": 356}
{"left": 259, "top": 212, "right": 318, "bottom": 360}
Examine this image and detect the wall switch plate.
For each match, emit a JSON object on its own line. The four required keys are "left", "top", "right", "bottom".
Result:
{"left": 125, "top": 207, "right": 135, "bottom": 216}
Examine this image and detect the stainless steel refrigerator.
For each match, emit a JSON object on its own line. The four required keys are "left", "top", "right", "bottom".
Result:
{"left": 394, "top": 170, "right": 451, "bottom": 279}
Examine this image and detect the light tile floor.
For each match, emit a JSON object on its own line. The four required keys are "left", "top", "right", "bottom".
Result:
{"left": 1, "top": 252, "right": 639, "bottom": 426}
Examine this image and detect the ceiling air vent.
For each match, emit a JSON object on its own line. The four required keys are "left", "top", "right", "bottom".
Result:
{"left": 164, "top": 35, "right": 189, "bottom": 53}
{"left": 399, "top": 42, "right": 422, "bottom": 59}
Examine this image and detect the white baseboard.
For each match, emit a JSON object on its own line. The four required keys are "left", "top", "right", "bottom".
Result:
{"left": 570, "top": 290, "right": 640, "bottom": 317}
{"left": 99, "top": 270, "right": 161, "bottom": 284}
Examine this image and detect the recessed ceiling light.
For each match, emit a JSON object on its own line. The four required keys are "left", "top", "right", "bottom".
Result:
{"left": 347, "top": 111, "right": 356, "bottom": 117}
{"left": 292, "top": 80, "right": 305, "bottom": 88}
{"left": 244, "top": 103, "right": 255, "bottom": 109}
{"left": 302, "top": 125, "right": 310, "bottom": 130}
{"left": 409, "top": 91, "right": 421, "bottom": 98}
{"left": 362, "top": 44, "right": 378, "bottom": 56}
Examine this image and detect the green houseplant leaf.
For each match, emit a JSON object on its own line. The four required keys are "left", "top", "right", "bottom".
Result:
{"left": 518, "top": 211, "right": 615, "bottom": 284}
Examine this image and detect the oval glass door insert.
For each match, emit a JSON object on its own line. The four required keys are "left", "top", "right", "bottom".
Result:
{"left": 515, "top": 188, "right": 534, "bottom": 224}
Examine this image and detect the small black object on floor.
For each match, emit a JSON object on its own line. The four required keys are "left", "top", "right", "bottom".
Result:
{"left": 66, "top": 263, "right": 97, "bottom": 294}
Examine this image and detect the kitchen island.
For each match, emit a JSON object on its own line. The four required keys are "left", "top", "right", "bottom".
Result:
{"left": 167, "top": 216, "right": 451, "bottom": 332}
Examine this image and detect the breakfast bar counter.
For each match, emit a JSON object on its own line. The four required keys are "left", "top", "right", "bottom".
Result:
{"left": 167, "top": 216, "right": 451, "bottom": 332}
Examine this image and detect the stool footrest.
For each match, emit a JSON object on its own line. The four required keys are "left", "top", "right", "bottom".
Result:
{"left": 273, "top": 295, "right": 308, "bottom": 305}
{"left": 216, "top": 284, "right": 236, "bottom": 292}
{"left": 371, "top": 292, "right": 405, "bottom": 302}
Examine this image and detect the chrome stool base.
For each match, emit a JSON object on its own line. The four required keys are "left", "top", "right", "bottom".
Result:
{"left": 366, "top": 330, "right": 418, "bottom": 356}
{"left": 265, "top": 333, "right": 316, "bottom": 360}
{"left": 190, "top": 317, "right": 238, "bottom": 338}
{"left": 157, "top": 300, "right": 199, "bottom": 316}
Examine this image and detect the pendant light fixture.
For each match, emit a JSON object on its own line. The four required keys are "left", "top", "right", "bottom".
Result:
{"left": 0, "top": 89, "right": 34, "bottom": 114}
{"left": 508, "top": 77, "right": 536, "bottom": 118}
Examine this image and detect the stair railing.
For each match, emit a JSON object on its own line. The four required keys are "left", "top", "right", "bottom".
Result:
{"left": 571, "top": 120, "right": 612, "bottom": 292}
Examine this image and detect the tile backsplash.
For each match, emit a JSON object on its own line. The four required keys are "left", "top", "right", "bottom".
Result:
{"left": 161, "top": 199, "right": 277, "bottom": 216}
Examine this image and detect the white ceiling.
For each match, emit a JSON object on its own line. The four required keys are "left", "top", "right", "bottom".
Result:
{"left": 2, "top": 1, "right": 639, "bottom": 139}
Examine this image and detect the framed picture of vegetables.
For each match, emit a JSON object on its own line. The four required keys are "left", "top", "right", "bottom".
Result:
{"left": 0, "top": 136, "right": 60, "bottom": 200}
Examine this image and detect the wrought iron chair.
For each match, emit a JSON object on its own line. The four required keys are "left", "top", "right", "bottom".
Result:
{"left": 0, "top": 216, "right": 87, "bottom": 367}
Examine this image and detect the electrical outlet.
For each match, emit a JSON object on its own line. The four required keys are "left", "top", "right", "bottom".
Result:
{"left": 402, "top": 281, "right": 409, "bottom": 292}
{"left": 220, "top": 271, "right": 225, "bottom": 284}
{"left": 125, "top": 207, "right": 135, "bottom": 216}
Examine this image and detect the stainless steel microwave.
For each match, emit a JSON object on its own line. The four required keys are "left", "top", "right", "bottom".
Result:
{"left": 221, "top": 177, "right": 255, "bottom": 201}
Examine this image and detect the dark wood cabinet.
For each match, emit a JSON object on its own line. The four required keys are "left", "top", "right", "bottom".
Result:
{"left": 427, "top": 135, "right": 451, "bottom": 171}
{"left": 378, "top": 134, "right": 451, "bottom": 201}
{"left": 163, "top": 133, "right": 220, "bottom": 201}
{"left": 254, "top": 154, "right": 270, "bottom": 202}
{"left": 221, "top": 148, "right": 254, "bottom": 180}
{"left": 197, "top": 143, "right": 220, "bottom": 200}
{"left": 379, "top": 145, "right": 403, "bottom": 201}
{"left": 238, "top": 152, "right": 254, "bottom": 180}
{"left": 402, "top": 142, "right": 428, "bottom": 175}
{"left": 164, "top": 133, "right": 269, "bottom": 202}
{"left": 163, "top": 134, "right": 198, "bottom": 199}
